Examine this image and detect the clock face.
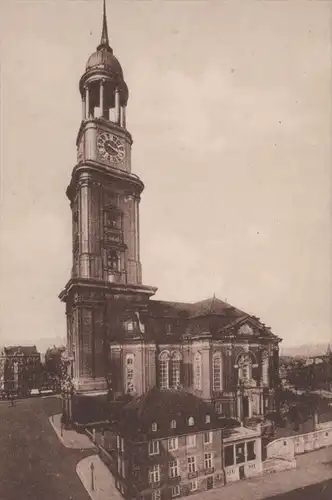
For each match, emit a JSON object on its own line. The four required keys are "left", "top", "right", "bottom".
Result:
{"left": 97, "top": 132, "right": 126, "bottom": 164}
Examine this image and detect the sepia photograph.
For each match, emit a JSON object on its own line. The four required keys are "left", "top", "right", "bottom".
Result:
{"left": 0, "top": 0, "right": 331, "bottom": 499}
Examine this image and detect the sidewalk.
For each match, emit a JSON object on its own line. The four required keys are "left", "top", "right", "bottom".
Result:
{"left": 77, "top": 455, "right": 123, "bottom": 500}
{"left": 49, "top": 413, "right": 96, "bottom": 449}
{"left": 49, "top": 412, "right": 332, "bottom": 500}
{"left": 193, "top": 446, "right": 332, "bottom": 500}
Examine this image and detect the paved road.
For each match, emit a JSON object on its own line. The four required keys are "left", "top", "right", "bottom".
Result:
{"left": 0, "top": 396, "right": 92, "bottom": 500}
{"left": 265, "top": 479, "right": 332, "bottom": 499}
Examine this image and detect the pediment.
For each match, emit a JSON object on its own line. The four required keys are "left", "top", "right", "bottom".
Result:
{"left": 238, "top": 323, "right": 255, "bottom": 336}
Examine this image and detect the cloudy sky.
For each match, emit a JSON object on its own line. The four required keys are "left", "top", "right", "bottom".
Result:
{"left": 0, "top": 0, "right": 331, "bottom": 350}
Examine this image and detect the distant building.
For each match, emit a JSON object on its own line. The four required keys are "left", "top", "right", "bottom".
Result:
{"left": 0, "top": 345, "right": 41, "bottom": 396}
{"left": 113, "top": 388, "right": 262, "bottom": 499}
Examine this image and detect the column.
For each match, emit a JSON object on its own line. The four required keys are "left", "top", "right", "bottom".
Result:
{"left": 100, "top": 80, "right": 105, "bottom": 118}
{"left": 134, "top": 197, "right": 140, "bottom": 261}
{"left": 85, "top": 86, "right": 90, "bottom": 119}
{"left": 115, "top": 87, "right": 120, "bottom": 124}
{"left": 82, "top": 96, "right": 86, "bottom": 121}
{"left": 80, "top": 176, "right": 90, "bottom": 278}
{"left": 120, "top": 106, "right": 126, "bottom": 128}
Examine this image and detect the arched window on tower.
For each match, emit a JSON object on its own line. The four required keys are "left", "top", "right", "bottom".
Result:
{"left": 159, "top": 351, "right": 170, "bottom": 390}
{"left": 125, "top": 354, "right": 135, "bottom": 394}
{"left": 194, "top": 352, "right": 202, "bottom": 390}
{"left": 171, "top": 351, "right": 182, "bottom": 389}
{"left": 213, "top": 354, "right": 222, "bottom": 391}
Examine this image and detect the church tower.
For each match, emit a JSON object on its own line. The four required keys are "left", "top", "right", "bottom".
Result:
{"left": 59, "top": 1, "right": 156, "bottom": 419}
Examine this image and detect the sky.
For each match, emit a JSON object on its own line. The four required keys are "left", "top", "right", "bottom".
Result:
{"left": 0, "top": 0, "right": 331, "bottom": 350}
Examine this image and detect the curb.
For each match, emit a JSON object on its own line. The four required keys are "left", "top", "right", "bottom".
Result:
{"left": 76, "top": 455, "right": 123, "bottom": 500}
{"left": 49, "top": 414, "right": 96, "bottom": 450}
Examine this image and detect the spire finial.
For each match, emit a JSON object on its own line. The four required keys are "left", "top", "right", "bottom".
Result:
{"left": 97, "top": 0, "right": 112, "bottom": 52}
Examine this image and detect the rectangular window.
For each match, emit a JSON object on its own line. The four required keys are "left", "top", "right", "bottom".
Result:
{"left": 168, "top": 460, "right": 179, "bottom": 478}
{"left": 189, "top": 480, "right": 198, "bottom": 491}
{"left": 224, "top": 445, "right": 234, "bottom": 467}
{"left": 187, "top": 434, "right": 196, "bottom": 448}
{"left": 187, "top": 456, "right": 196, "bottom": 473}
{"left": 194, "top": 354, "right": 202, "bottom": 390}
{"left": 121, "top": 437, "right": 124, "bottom": 452}
{"left": 152, "top": 490, "right": 161, "bottom": 500}
{"left": 148, "top": 440, "right": 160, "bottom": 456}
{"left": 171, "top": 485, "right": 180, "bottom": 498}
{"left": 213, "top": 355, "right": 222, "bottom": 391}
{"left": 168, "top": 437, "right": 178, "bottom": 451}
{"left": 204, "top": 452, "right": 213, "bottom": 469}
{"left": 132, "top": 463, "right": 140, "bottom": 478}
{"left": 247, "top": 440, "right": 256, "bottom": 461}
{"left": 204, "top": 431, "right": 212, "bottom": 444}
{"left": 235, "top": 443, "right": 245, "bottom": 464}
{"left": 121, "top": 458, "right": 125, "bottom": 478}
{"left": 215, "top": 402, "right": 223, "bottom": 414}
{"left": 116, "top": 435, "right": 120, "bottom": 449}
{"left": 148, "top": 465, "right": 160, "bottom": 484}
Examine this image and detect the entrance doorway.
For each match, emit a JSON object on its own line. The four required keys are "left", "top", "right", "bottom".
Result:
{"left": 207, "top": 476, "right": 214, "bottom": 490}
{"left": 239, "top": 465, "right": 245, "bottom": 480}
{"left": 242, "top": 396, "right": 249, "bottom": 418}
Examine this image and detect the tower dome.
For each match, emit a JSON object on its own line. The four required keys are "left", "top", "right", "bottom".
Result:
{"left": 85, "top": 0, "right": 124, "bottom": 82}
{"left": 86, "top": 48, "right": 124, "bottom": 80}
{"left": 79, "top": 0, "right": 129, "bottom": 114}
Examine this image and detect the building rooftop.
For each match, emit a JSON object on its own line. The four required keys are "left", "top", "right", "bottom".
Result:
{"left": 115, "top": 387, "right": 240, "bottom": 442}
{"left": 2, "top": 345, "right": 40, "bottom": 357}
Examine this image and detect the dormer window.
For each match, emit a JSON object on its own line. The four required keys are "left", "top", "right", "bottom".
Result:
{"left": 188, "top": 417, "right": 195, "bottom": 427}
{"left": 151, "top": 422, "right": 158, "bottom": 432}
{"left": 170, "top": 419, "right": 177, "bottom": 429}
{"left": 205, "top": 414, "right": 211, "bottom": 424}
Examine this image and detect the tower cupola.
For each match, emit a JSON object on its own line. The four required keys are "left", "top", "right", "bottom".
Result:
{"left": 79, "top": 0, "right": 128, "bottom": 126}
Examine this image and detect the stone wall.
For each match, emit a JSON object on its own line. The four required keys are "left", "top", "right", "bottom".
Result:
{"left": 266, "top": 422, "right": 332, "bottom": 459}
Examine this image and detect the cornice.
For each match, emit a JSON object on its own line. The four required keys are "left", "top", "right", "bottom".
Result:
{"left": 76, "top": 118, "right": 133, "bottom": 148}
{"left": 59, "top": 277, "right": 157, "bottom": 302}
{"left": 66, "top": 161, "right": 144, "bottom": 201}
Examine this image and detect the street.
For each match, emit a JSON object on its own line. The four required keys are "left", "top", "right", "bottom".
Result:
{"left": 265, "top": 480, "right": 332, "bottom": 499}
{"left": 0, "top": 396, "right": 92, "bottom": 500}
{"left": 0, "top": 396, "right": 331, "bottom": 500}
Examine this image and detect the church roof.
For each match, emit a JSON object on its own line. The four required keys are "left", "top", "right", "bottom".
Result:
{"left": 143, "top": 296, "right": 278, "bottom": 342}
{"left": 148, "top": 296, "right": 245, "bottom": 319}
{"left": 115, "top": 388, "right": 239, "bottom": 441}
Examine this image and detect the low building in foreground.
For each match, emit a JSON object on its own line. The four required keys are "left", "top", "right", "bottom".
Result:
{"left": 112, "top": 388, "right": 262, "bottom": 500}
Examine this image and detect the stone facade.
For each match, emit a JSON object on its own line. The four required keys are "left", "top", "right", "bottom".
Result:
{"left": 0, "top": 345, "right": 41, "bottom": 397}
{"left": 59, "top": 2, "right": 282, "bottom": 427}
{"left": 112, "top": 388, "right": 263, "bottom": 500}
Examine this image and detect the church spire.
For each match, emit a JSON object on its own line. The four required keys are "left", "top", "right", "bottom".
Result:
{"left": 97, "top": 0, "right": 112, "bottom": 52}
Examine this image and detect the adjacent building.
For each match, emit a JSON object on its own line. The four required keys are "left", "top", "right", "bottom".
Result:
{"left": 59, "top": 1, "right": 282, "bottom": 429}
{"left": 113, "top": 388, "right": 262, "bottom": 499}
{"left": 0, "top": 345, "right": 41, "bottom": 397}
